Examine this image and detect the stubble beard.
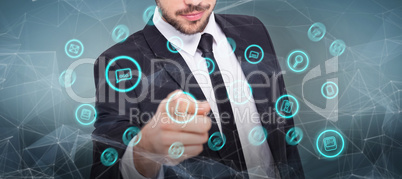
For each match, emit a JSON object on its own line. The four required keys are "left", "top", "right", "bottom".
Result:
{"left": 158, "top": 4, "right": 213, "bottom": 35}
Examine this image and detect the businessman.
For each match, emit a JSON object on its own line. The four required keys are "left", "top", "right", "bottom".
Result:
{"left": 91, "top": 0, "right": 304, "bottom": 178}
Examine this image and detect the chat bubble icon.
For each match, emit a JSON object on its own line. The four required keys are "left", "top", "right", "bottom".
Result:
{"left": 249, "top": 51, "right": 259, "bottom": 59}
{"left": 115, "top": 68, "right": 132, "bottom": 83}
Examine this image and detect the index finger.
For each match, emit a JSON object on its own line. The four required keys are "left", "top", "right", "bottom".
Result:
{"left": 166, "top": 91, "right": 211, "bottom": 116}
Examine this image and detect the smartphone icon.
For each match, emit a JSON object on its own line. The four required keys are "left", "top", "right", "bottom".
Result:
{"left": 281, "top": 100, "right": 293, "bottom": 114}
{"left": 326, "top": 85, "right": 335, "bottom": 96}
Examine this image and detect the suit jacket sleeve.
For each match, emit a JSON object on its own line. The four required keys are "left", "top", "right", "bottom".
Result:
{"left": 90, "top": 54, "right": 142, "bottom": 179}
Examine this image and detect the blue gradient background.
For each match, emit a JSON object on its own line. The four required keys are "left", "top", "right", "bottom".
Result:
{"left": 0, "top": 0, "right": 401, "bottom": 178}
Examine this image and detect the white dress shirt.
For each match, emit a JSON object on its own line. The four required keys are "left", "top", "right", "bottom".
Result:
{"left": 120, "top": 6, "right": 277, "bottom": 179}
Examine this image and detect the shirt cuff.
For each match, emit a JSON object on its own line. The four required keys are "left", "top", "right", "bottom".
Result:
{"left": 120, "top": 138, "right": 164, "bottom": 179}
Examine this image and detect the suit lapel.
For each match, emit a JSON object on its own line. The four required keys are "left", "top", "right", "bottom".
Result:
{"left": 215, "top": 14, "right": 272, "bottom": 130}
{"left": 142, "top": 21, "right": 204, "bottom": 99}
{"left": 215, "top": 15, "right": 287, "bottom": 168}
{"left": 214, "top": 14, "right": 282, "bottom": 170}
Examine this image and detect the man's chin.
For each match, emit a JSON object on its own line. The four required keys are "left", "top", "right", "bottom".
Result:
{"left": 181, "top": 18, "right": 209, "bottom": 34}
{"left": 164, "top": 13, "right": 210, "bottom": 35}
{"left": 180, "top": 25, "right": 204, "bottom": 35}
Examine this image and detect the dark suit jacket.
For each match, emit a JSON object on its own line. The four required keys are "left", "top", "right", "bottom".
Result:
{"left": 91, "top": 14, "right": 304, "bottom": 179}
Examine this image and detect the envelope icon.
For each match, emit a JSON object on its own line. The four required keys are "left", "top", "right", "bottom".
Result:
{"left": 68, "top": 44, "right": 80, "bottom": 54}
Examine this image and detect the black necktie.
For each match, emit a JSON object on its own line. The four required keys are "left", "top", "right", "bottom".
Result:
{"left": 198, "top": 33, "right": 247, "bottom": 172}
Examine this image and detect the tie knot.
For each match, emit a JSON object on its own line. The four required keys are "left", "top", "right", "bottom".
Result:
{"left": 198, "top": 33, "right": 214, "bottom": 55}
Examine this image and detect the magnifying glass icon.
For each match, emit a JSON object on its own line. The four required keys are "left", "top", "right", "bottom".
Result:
{"left": 293, "top": 55, "right": 303, "bottom": 68}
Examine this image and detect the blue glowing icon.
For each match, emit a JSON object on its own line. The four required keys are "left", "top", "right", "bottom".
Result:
{"left": 122, "top": 126, "right": 142, "bottom": 146}
{"left": 105, "top": 56, "right": 142, "bottom": 93}
{"left": 228, "top": 80, "right": 253, "bottom": 105}
{"left": 248, "top": 126, "right": 268, "bottom": 146}
{"left": 293, "top": 55, "right": 303, "bottom": 68}
{"left": 101, "top": 148, "right": 118, "bottom": 166}
{"left": 323, "top": 136, "right": 337, "bottom": 151}
{"left": 143, "top": 6, "right": 155, "bottom": 24}
{"left": 166, "top": 91, "right": 198, "bottom": 124}
{"left": 115, "top": 68, "right": 132, "bottom": 83}
{"left": 169, "top": 43, "right": 177, "bottom": 51}
{"left": 174, "top": 98, "right": 190, "bottom": 117}
{"left": 65, "top": 39, "right": 84, "bottom": 59}
{"left": 168, "top": 142, "right": 184, "bottom": 159}
{"left": 208, "top": 132, "right": 226, "bottom": 151}
{"left": 286, "top": 127, "right": 303, "bottom": 145}
{"left": 244, "top": 44, "right": 264, "bottom": 64}
{"left": 329, "top": 39, "right": 346, "bottom": 56}
{"left": 68, "top": 44, "right": 80, "bottom": 54}
{"left": 308, "top": 22, "right": 326, "bottom": 42}
{"left": 275, "top": 94, "right": 299, "bottom": 118}
{"left": 287, "top": 50, "right": 309, "bottom": 72}
{"left": 321, "top": 81, "right": 339, "bottom": 99}
{"left": 75, "top": 104, "right": 97, "bottom": 125}
{"left": 203, "top": 58, "right": 215, "bottom": 74}
{"left": 326, "top": 85, "right": 335, "bottom": 96}
{"left": 80, "top": 109, "right": 92, "bottom": 121}
{"left": 213, "top": 138, "right": 222, "bottom": 146}
{"left": 167, "top": 36, "right": 183, "bottom": 53}
{"left": 227, "top": 37, "right": 236, "bottom": 54}
{"left": 59, "top": 70, "right": 76, "bottom": 87}
{"left": 112, "top": 24, "right": 129, "bottom": 43}
{"left": 280, "top": 100, "right": 293, "bottom": 114}
{"left": 216, "top": 37, "right": 236, "bottom": 59}
{"left": 249, "top": 51, "right": 259, "bottom": 59}
{"left": 233, "top": 87, "right": 246, "bottom": 100}
{"left": 143, "top": 5, "right": 161, "bottom": 25}
{"left": 316, "top": 129, "right": 345, "bottom": 158}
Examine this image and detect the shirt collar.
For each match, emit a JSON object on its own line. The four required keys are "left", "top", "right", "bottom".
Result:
{"left": 153, "top": 6, "right": 222, "bottom": 56}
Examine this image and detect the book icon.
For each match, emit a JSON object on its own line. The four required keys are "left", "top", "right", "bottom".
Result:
{"left": 80, "top": 109, "right": 92, "bottom": 121}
